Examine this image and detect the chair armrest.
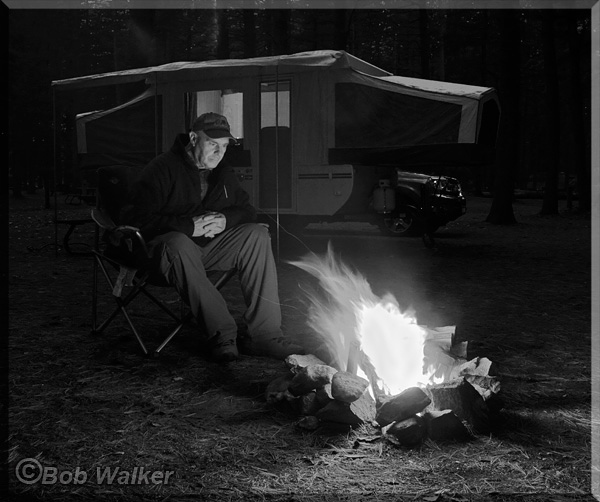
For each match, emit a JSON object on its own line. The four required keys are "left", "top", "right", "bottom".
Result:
{"left": 113, "top": 226, "right": 150, "bottom": 258}
{"left": 91, "top": 208, "right": 150, "bottom": 258}
{"left": 91, "top": 207, "right": 116, "bottom": 230}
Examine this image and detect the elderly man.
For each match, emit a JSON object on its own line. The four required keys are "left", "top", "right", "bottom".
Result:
{"left": 121, "top": 112, "right": 302, "bottom": 362}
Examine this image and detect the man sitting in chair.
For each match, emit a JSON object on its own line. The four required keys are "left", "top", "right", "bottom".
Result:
{"left": 120, "top": 112, "right": 303, "bottom": 363}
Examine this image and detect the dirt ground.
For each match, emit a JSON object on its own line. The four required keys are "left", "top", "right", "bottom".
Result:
{"left": 7, "top": 190, "right": 597, "bottom": 501}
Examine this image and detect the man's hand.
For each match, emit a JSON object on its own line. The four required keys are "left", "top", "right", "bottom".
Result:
{"left": 192, "top": 212, "right": 226, "bottom": 238}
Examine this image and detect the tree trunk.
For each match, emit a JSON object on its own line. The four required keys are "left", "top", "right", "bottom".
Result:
{"left": 127, "top": 9, "right": 158, "bottom": 65}
{"left": 216, "top": 10, "right": 230, "bottom": 59}
{"left": 486, "top": 11, "right": 519, "bottom": 225}
{"left": 435, "top": 10, "right": 446, "bottom": 81}
{"left": 11, "top": 142, "right": 24, "bottom": 198}
{"left": 334, "top": 10, "right": 351, "bottom": 50}
{"left": 243, "top": 10, "right": 257, "bottom": 58}
{"left": 270, "top": 10, "right": 290, "bottom": 55}
{"left": 540, "top": 10, "right": 560, "bottom": 216}
{"left": 473, "top": 10, "right": 489, "bottom": 196}
{"left": 566, "top": 11, "right": 590, "bottom": 213}
{"left": 419, "top": 9, "right": 431, "bottom": 79}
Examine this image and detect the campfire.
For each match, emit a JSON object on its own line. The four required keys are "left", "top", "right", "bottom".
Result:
{"left": 267, "top": 245, "right": 502, "bottom": 446}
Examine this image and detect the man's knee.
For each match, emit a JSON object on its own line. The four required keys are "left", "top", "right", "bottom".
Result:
{"left": 159, "top": 231, "right": 198, "bottom": 252}
{"left": 251, "top": 222, "right": 271, "bottom": 238}
{"left": 241, "top": 223, "right": 272, "bottom": 248}
{"left": 151, "top": 231, "right": 203, "bottom": 266}
{"left": 241, "top": 222, "right": 269, "bottom": 238}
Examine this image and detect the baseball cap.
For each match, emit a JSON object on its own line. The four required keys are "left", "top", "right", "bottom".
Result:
{"left": 191, "top": 112, "right": 236, "bottom": 140}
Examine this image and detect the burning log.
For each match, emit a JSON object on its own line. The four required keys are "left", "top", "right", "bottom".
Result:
{"left": 375, "top": 387, "right": 431, "bottom": 427}
{"left": 331, "top": 371, "right": 370, "bottom": 403}
{"left": 280, "top": 247, "right": 505, "bottom": 444}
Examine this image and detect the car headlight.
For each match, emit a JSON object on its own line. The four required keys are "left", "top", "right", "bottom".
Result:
{"left": 427, "top": 176, "right": 463, "bottom": 196}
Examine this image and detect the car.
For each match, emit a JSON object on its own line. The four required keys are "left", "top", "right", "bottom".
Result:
{"left": 374, "top": 169, "right": 466, "bottom": 236}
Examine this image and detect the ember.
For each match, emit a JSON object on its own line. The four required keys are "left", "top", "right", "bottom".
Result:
{"left": 267, "top": 245, "right": 503, "bottom": 446}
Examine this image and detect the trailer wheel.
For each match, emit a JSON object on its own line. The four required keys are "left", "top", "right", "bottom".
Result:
{"left": 378, "top": 210, "right": 422, "bottom": 236}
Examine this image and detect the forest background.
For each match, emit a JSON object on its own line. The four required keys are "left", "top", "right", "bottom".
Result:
{"left": 6, "top": 0, "right": 596, "bottom": 223}
{"left": 5, "top": 2, "right": 599, "bottom": 500}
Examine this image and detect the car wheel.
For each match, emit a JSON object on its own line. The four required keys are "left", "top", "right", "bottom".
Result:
{"left": 378, "top": 210, "right": 422, "bottom": 236}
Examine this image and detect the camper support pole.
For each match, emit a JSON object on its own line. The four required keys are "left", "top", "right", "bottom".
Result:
{"left": 52, "top": 86, "right": 59, "bottom": 257}
{"left": 274, "top": 62, "right": 280, "bottom": 263}
{"left": 153, "top": 73, "right": 159, "bottom": 157}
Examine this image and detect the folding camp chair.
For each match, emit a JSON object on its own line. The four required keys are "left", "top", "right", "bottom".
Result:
{"left": 91, "top": 165, "right": 236, "bottom": 356}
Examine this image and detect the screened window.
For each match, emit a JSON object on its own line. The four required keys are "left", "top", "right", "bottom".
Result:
{"left": 335, "top": 83, "right": 462, "bottom": 148}
{"left": 83, "top": 94, "right": 162, "bottom": 166}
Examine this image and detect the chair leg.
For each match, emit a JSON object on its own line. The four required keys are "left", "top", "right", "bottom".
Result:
{"left": 92, "top": 257, "right": 237, "bottom": 357}
{"left": 153, "top": 312, "right": 193, "bottom": 357}
{"left": 139, "top": 286, "right": 181, "bottom": 322}
{"left": 92, "top": 254, "right": 99, "bottom": 334}
{"left": 153, "top": 269, "right": 236, "bottom": 356}
{"left": 92, "top": 256, "right": 154, "bottom": 355}
{"left": 119, "top": 305, "right": 149, "bottom": 356}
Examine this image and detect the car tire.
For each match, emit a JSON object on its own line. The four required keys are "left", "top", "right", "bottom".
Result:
{"left": 378, "top": 209, "right": 423, "bottom": 236}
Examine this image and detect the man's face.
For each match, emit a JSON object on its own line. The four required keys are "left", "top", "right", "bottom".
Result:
{"left": 191, "top": 131, "right": 229, "bottom": 169}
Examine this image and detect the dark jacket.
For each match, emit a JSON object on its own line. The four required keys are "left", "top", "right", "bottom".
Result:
{"left": 121, "top": 134, "right": 256, "bottom": 243}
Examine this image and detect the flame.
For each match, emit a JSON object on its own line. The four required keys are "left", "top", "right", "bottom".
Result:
{"left": 289, "top": 244, "right": 435, "bottom": 396}
{"left": 356, "top": 302, "right": 432, "bottom": 395}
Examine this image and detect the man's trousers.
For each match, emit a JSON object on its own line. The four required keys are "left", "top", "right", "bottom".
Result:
{"left": 147, "top": 223, "right": 282, "bottom": 345}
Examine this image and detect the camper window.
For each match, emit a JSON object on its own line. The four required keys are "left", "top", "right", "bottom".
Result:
{"left": 184, "top": 89, "right": 244, "bottom": 140}
{"left": 260, "top": 81, "right": 291, "bottom": 128}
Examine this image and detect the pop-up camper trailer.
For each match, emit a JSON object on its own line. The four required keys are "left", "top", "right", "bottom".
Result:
{"left": 52, "top": 50, "right": 499, "bottom": 236}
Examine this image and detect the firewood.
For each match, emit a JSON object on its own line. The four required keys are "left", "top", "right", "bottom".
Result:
{"left": 383, "top": 416, "right": 426, "bottom": 447}
{"left": 264, "top": 374, "right": 295, "bottom": 404}
{"left": 285, "top": 354, "right": 328, "bottom": 373}
{"left": 299, "top": 391, "right": 322, "bottom": 416}
{"left": 331, "top": 371, "right": 369, "bottom": 403}
{"left": 423, "top": 325, "right": 456, "bottom": 346}
{"left": 424, "top": 410, "right": 472, "bottom": 442}
{"left": 375, "top": 387, "right": 431, "bottom": 427}
{"left": 463, "top": 375, "right": 501, "bottom": 395}
{"left": 315, "top": 383, "right": 335, "bottom": 407}
{"left": 296, "top": 416, "right": 320, "bottom": 431}
{"left": 424, "top": 377, "right": 491, "bottom": 433}
{"left": 423, "top": 345, "right": 469, "bottom": 382}
{"left": 464, "top": 375, "right": 504, "bottom": 413}
{"left": 452, "top": 357, "right": 497, "bottom": 379}
{"left": 288, "top": 364, "right": 338, "bottom": 396}
{"left": 315, "top": 392, "right": 376, "bottom": 427}
{"left": 450, "top": 341, "right": 469, "bottom": 358}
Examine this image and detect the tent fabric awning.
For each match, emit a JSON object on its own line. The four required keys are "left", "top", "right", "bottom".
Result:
{"left": 377, "top": 76, "right": 494, "bottom": 100}
{"left": 51, "top": 50, "right": 391, "bottom": 91}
